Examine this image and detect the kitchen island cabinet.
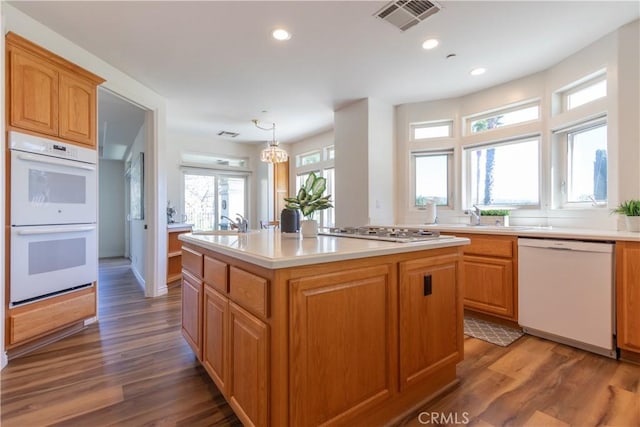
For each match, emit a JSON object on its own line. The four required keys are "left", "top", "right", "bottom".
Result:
{"left": 179, "top": 231, "right": 468, "bottom": 426}
{"left": 616, "top": 241, "right": 640, "bottom": 361}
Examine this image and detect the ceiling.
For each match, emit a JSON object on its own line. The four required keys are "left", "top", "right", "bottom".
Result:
{"left": 9, "top": 1, "right": 640, "bottom": 145}
{"left": 98, "top": 89, "right": 146, "bottom": 161}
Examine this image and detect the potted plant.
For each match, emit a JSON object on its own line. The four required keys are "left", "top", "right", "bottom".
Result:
{"left": 284, "top": 172, "right": 333, "bottom": 237}
{"left": 612, "top": 200, "right": 640, "bottom": 232}
{"left": 479, "top": 209, "right": 510, "bottom": 226}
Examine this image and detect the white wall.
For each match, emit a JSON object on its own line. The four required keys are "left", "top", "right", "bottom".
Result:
{"left": 368, "top": 98, "right": 395, "bottom": 225}
{"left": 4, "top": 4, "right": 169, "bottom": 299}
{"left": 166, "top": 130, "right": 266, "bottom": 230}
{"left": 128, "top": 126, "right": 146, "bottom": 288}
{"left": 395, "top": 20, "right": 639, "bottom": 230}
{"left": 98, "top": 159, "right": 125, "bottom": 258}
{"left": 335, "top": 99, "right": 370, "bottom": 226}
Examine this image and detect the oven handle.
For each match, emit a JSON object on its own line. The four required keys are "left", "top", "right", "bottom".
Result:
{"left": 17, "top": 153, "right": 96, "bottom": 171}
{"left": 16, "top": 225, "right": 96, "bottom": 235}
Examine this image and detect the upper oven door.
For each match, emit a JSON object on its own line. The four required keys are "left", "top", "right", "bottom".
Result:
{"left": 11, "top": 149, "right": 97, "bottom": 225}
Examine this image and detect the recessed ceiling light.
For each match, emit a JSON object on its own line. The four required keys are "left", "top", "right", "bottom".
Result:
{"left": 422, "top": 39, "right": 439, "bottom": 50}
{"left": 272, "top": 29, "right": 291, "bottom": 41}
{"left": 470, "top": 67, "right": 486, "bottom": 76}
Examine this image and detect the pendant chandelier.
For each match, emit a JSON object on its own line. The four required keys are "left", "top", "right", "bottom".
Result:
{"left": 253, "top": 119, "right": 288, "bottom": 164}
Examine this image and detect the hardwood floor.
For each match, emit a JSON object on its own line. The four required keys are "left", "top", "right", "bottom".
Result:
{"left": 1, "top": 259, "right": 639, "bottom": 426}
{"left": 1, "top": 259, "right": 241, "bottom": 426}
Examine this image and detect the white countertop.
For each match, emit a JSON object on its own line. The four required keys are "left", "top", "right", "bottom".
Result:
{"left": 390, "top": 224, "right": 640, "bottom": 242}
{"left": 168, "top": 223, "right": 193, "bottom": 230}
{"left": 179, "top": 230, "right": 470, "bottom": 269}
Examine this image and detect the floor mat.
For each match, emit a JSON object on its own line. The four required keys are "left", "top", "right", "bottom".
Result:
{"left": 464, "top": 316, "right": 524, "bottom": 347}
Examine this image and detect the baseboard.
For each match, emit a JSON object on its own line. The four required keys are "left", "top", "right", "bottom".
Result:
{"left": 155, "top": 285, "right": 168, "bottom": 297}
{"left": 131, "top": 267, "right": 145, "bottom": 291}
{"left": 1, "top": 351, "right": 7, "bottom": 370}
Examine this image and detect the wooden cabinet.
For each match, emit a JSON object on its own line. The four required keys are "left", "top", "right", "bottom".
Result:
{"left": 273, "top": 160, "right": 289, "bottom": 219}
{"left": 182, "top": 270, "right": 203, "bottom": 358}
{"left": 458, "top": 234, "right": 517, "bottom": 321}
{"left": 289, "top": 265, "right": 394, "bottom": 426}
{"left": 616, "top": 241, "right": 640, "bottom": 354}
{"left": 203, "top": 286, "right": 228, "bottom": 392}
{"left": 167, "top": 226, "right": 192, "bottom": 284}
{"left": 182, "top": 242, "right": 464, "bottom": 427}
{"left": 6, "top": 32, "right": 104, "bottom": 148}
{"left": 399, "top": 254, "right": 463, "bottom": 390}
{"left": 228, "top": 302, "right": 269, "bottom": 427}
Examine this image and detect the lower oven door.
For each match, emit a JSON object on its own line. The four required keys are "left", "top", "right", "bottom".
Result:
{"left": 10, "top": 224, "right": 97, "bottom": 306}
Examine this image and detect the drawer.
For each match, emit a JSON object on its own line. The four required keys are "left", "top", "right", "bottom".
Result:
{"left": 461, "top": 234, "right": 514, "bottom": 258}
{"left": 230, "top": 266, "right": 268, "bottom": 318}
{"left": 10, "top": 290, "right": 96, "bottom": 344}
{"left": 204, "top": 256, "right": 228, "bottom": 293}
{"left": 182, "top": 246, "right": 203, "bottom": 278}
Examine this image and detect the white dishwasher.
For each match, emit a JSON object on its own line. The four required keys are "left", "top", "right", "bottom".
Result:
{"left": 518, "top": 238, "right": 615, "bottom": 358}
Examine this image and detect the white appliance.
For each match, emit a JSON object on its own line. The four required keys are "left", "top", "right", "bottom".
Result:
{"left": 518, "top": 238, "right": 615, "bottom": 358}
{"left": 9, "top": 131, "right": 98, "bottom": 307}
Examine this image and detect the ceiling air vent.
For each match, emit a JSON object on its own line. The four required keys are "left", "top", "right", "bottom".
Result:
{"left": 217, "top": 130, "right": 240, "bottom": 138}
{"left": 374, "top": 0, "right": 441, "bottom": 32}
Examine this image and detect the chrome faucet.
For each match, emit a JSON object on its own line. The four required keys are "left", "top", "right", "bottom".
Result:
{"left": 220, "top": 214, "right": 249, "bottom": 233}
{"left": 469, "top": 205, "right": 482, "bottom": 225}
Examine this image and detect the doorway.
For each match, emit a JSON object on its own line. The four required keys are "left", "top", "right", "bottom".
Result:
{"left": 98, "top": 88, "right": 147, "bottom": 288}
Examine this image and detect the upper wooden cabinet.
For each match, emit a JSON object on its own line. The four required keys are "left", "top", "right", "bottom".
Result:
{"left": 6, "top": 32, "right": 104, "bottom": 148}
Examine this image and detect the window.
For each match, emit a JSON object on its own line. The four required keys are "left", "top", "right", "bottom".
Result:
{"left": 183, "top": 172, "right": 247, "bottom": 230}
{"left": 467, "top": 102, "right": 540, "bottom": 134}
{"left": 566, "top": 123, "right": 607, "bottom": 203}
{"left": 465, "top": 137, "right": 539, "bottom": 207}
{"left": 411, "top": 121, "right": 453, "bottom": 140}
{"left": 565, "top": 77, "right": 606, "bottom": 111}
{"left": 296, "top": 150, "right": 321, "bottom": 167}
{"left": 413, "top": 151, "right": 452, "bottom": 206}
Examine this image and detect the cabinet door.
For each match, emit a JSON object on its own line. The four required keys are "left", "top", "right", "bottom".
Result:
{"left": 399, "top": 255, "right": 462, "bottom": 390}
{"left": 289, "top": 265, "right": 394, "bottom": 426}
{"left": 9, "top": 47, "right": 59, "bottom": 136}
{"left": 228, "top": 302, "right": 268, "bottom": 427}
{"left": 181, "top": 270, "right": 203, "bottom": 359}
{"left": 617, "top": 242, "right": 640, "bottom": 352}
{"left": 203, "top": 286, "right": 228, "bottom": 393}
{"left": 59, "top": 71, "right": 96, "bottom": 146}
{"left": 463, "top": 255, "right": 514, "bottom": 318}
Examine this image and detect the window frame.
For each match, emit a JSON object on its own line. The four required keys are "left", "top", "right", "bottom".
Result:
{"left": 411, "top": 150, "right": 454, "bottom": 209}
{"left": 464, "top": 100, "right": 541, "bottom": 136}
{"left": 410, "top": 120, "right": 454, "bottom": 141}
{"left": 562, "top": 74, "right": 607, "bottom": 112}
{"left": 554, "top": 117, "right": 608, "bottom": 208}
{"left": 463, "top": 135, "right": 541, "bottom": 209}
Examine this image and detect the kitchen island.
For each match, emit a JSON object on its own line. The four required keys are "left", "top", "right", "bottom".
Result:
{"left": 178, "top": 230, "right": 469, "bottom": 427}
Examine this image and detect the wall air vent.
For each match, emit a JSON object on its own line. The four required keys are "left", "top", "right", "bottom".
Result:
{"left": 217, "top": 130, "right": 240, "bottom": 138}
{"left": 374, "top": 0, "right": 441, "bottom": 32}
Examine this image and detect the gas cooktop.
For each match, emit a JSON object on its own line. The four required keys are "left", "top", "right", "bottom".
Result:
{"left": 318, "top": 226, "right": 448, "bottom": 243}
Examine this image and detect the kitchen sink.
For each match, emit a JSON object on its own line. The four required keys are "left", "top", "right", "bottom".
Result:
{"left": 192, "top": 229, "right": 258, "bottom": 236}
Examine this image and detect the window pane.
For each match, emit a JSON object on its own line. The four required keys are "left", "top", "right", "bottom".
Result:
{"left": 415, "top": 154, "right": 449, "bottom": 206}
{"left": 568, "top": 125, "right": 607, "bottom": 202}
{"left": 323, "top": 168, "right": 335, "bottom": 228}
{"left": 470, "top": 105, "right": 539, "bottom": 133}
{"left": 413, "top": 123, "right": 451, "bottom": 139}
{"left": 568, "top": 80, "right": 606, "bottom": 110}
{"left": 218, "top": 176, "right": 246, "bottom": 225}
{"left": 468, "top": 138, "right": 539, "bottom": 206}
{"left": 184, "top": 174, "right": 216, "bottom": 230}
{"left": 326, "top": 146, "right": 335, "bottom": 160}
{"left": 297, "top": 151, "right": 321, "bottom": 167}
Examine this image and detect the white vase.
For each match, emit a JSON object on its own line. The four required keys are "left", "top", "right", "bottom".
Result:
{"left": 625, "top": 216, "right": 640, "bottom": 232}
{"left": 300, "top": 219, "right": 318, "bottom": 238}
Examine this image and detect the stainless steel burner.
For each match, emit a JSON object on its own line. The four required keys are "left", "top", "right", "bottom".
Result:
{"left": 318, "top": 226, "right": 444, "bottom": 243}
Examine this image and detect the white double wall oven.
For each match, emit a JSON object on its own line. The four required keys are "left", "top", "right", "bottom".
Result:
{"left": 9, "top": 131, "right": 98, "bottom": 307}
